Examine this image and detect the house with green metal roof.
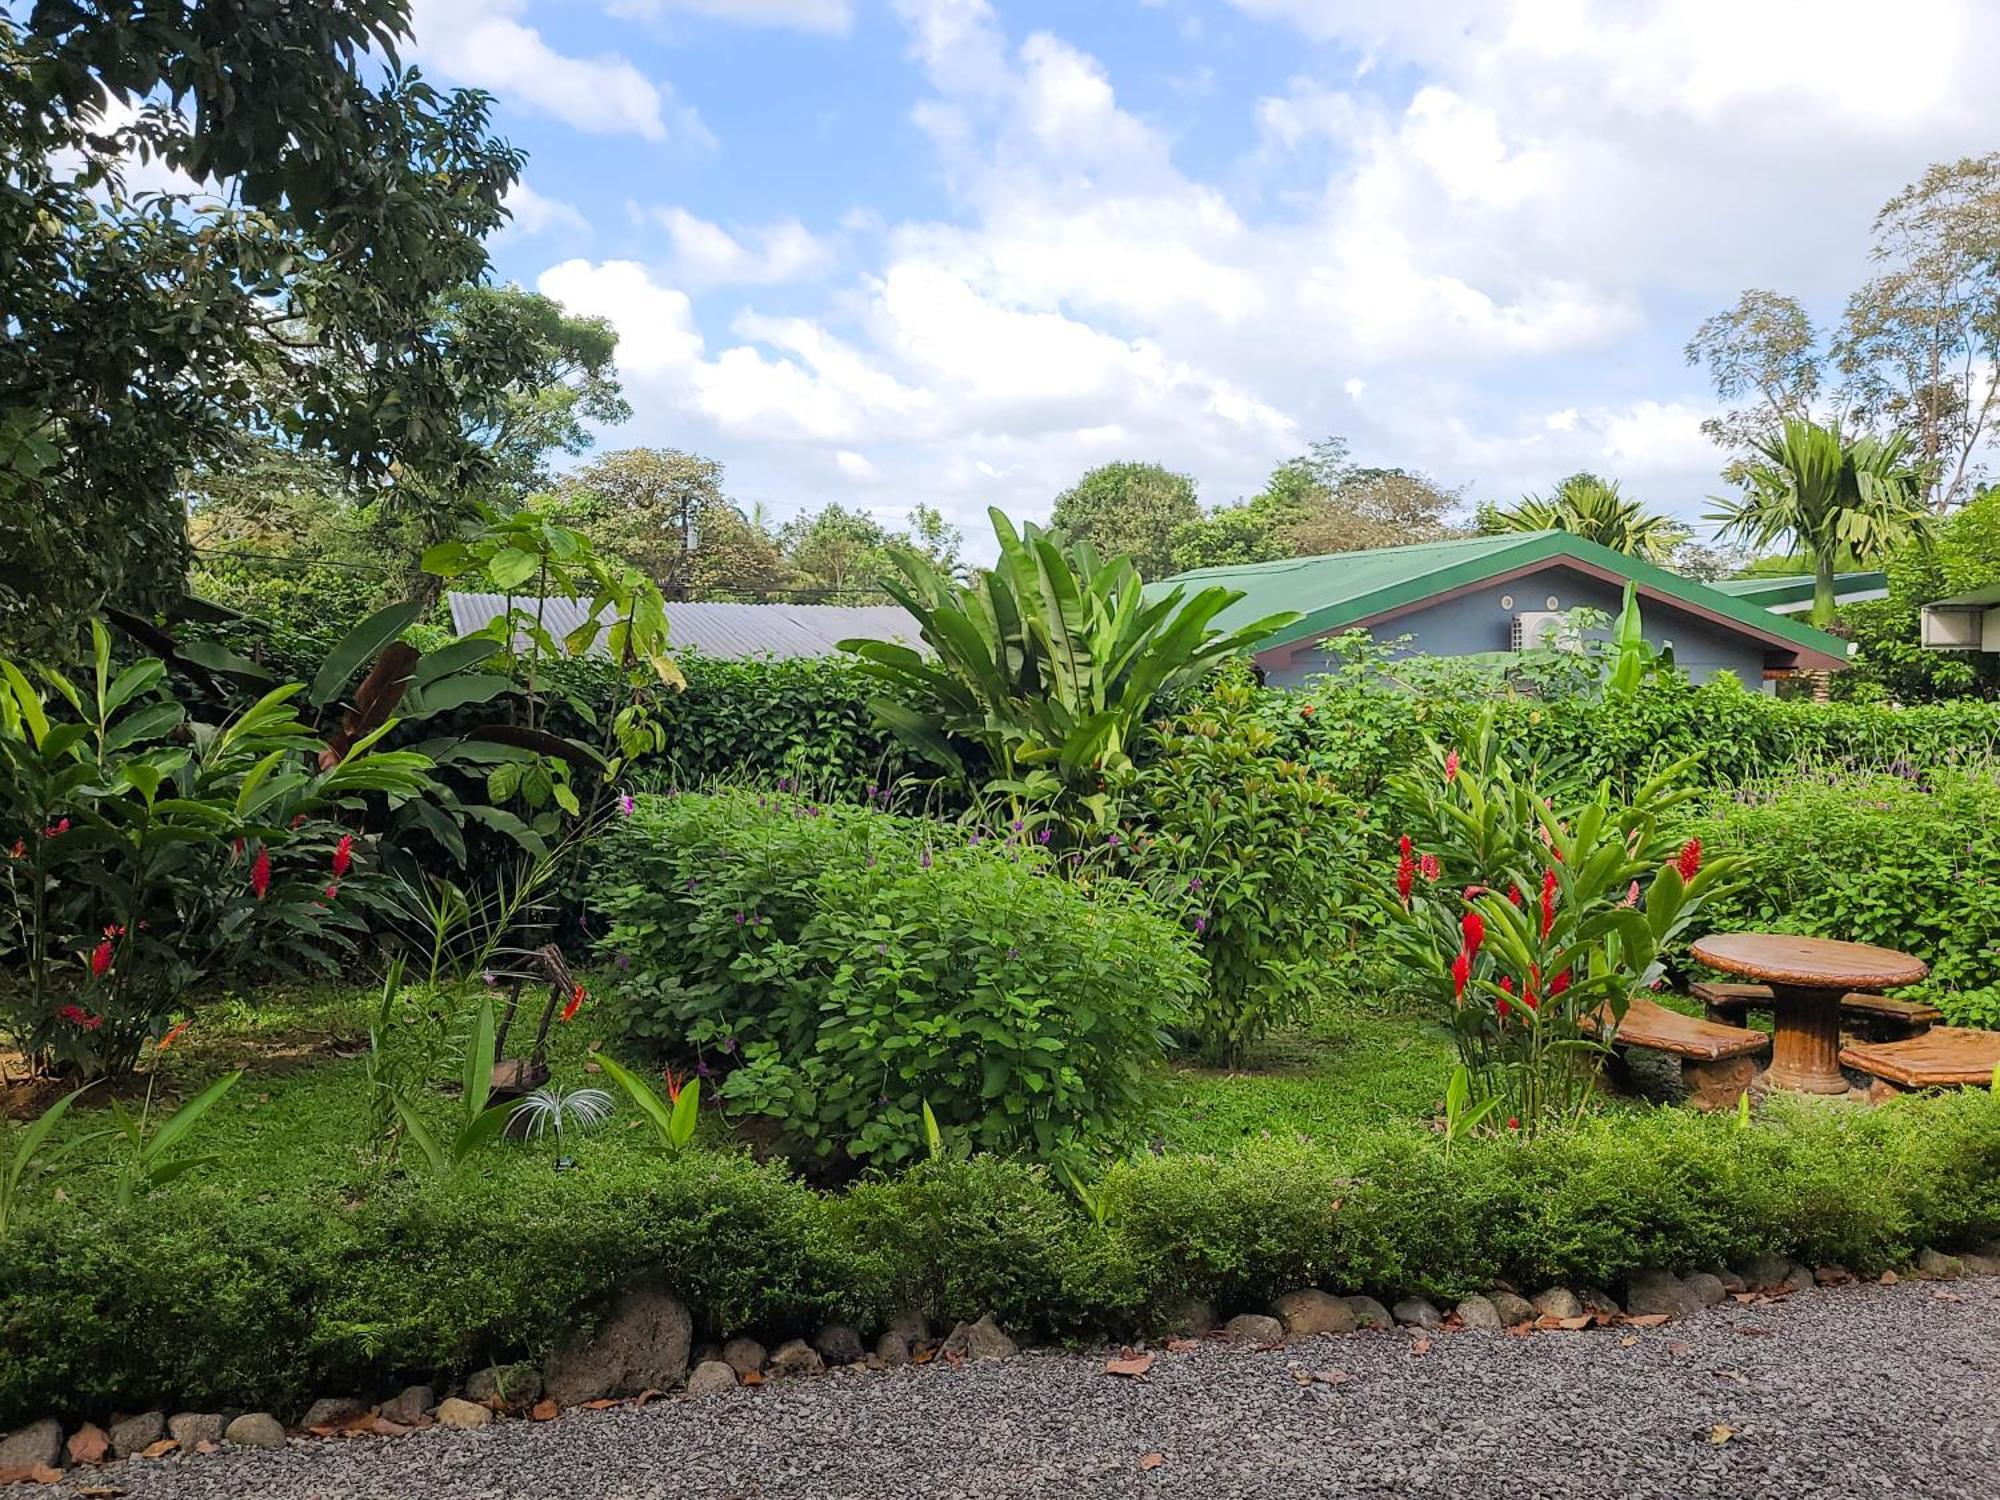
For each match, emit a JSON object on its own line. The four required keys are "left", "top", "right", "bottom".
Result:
{"left": 1155, "top": 531, "right": 1851, "bottom": 688}
{"left": 1709, "top": 571, "right": 1887, "bottom": 615}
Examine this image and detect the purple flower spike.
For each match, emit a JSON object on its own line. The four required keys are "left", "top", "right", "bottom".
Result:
{"left": 921, "top": 849, "right": 932, "bottom": 869}
{"left": 617, "top": 793, "right": 636, "bottom": 816}
{"left": 1038, "top": 829, "right": 1052, "bottom": 845}
{"left": 1107, "top": 832, "right": 1121, "bottom": 846}
{"left": 696, "top": 1059, "right": 713, "bottom": 1078}
{"left": 1189, "top": 876, "right": 1203, "bottom": 891}
{"left": 1194, "top": 917, "right": 1207, "bottom": 934}
{"left": 876, "top": 942, "right": 888, "bottom": 955}
{"left": 734, "top": 912, "right": 746, "bottom": 925}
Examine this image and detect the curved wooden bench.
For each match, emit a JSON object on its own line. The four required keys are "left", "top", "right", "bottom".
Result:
{"left": 1840, "top": 1027, "right": 2000, "bottom": 1090}
{"left": 1692, "top": 980, "right": 1940, "bottom": 1037}
{"left": 1590, "top": 997, "right": 1769, "bottom": 1111}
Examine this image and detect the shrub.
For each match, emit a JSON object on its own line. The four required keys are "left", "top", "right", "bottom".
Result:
{"left": 1123, "top": 671, "right": 1360, "bottom": 1060}
{"left": 2, "top": 1084, "right": 1995, "bottom": 1425}
{"left": 589, "top": 790, "right": 1201, "bottom": 1166}
{"left": 1696, "top": 768, "right": 2000, "bottom": 1027}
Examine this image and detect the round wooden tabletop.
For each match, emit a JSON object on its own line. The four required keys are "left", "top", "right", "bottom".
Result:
{"left": 1688, "top": 932, "right": 1928, "bottom": 991}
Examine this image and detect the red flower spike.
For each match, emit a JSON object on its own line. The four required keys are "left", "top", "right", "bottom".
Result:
{"left": 1550, "top": 970, "right": 1571, "bottom": 998}
{"left": 1622, "top": 880, "right": 1640, "bottom": 908}
{"left": 1508, "top": 885, "right": 1524, "bottom": 907}
{"left": 331, "top": 834, "right": 353, "bottom": 879}
{"left": 1451, "top": 947, "right": 1471, "bottom": 1001}
{"left": 560, "top": 983, "right": 586, "bottom": 1023}
{"left": 250, "top": 846, "right": 271, "bottom": 901}
{"left": 1419, "top": 852, "right": 1441, "bottom": 882}
{"left": 1444, "top": 749, "right": 1459, "bottom": 784}
{"left": 1539, "top": 868, "right": 1558, "bottom": 938}
{"left": 663, "top": 1066, "right": 684, "bottom": 1104}
{"left": 1677, "top": 836, "right": 1702, "bottom": 882}
{"left": 89, "top": 938, "right": 113, "bottom": 978}
{"left": 1460, "top": 909, "right": 1485, "bottom": 957}
{"left": 1507, "top": 1117, "right": 1521, "bottom": 1131}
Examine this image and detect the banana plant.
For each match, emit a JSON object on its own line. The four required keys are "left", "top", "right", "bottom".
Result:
{"left": 842, "top": 508, "right": 1300, "bottom": 828}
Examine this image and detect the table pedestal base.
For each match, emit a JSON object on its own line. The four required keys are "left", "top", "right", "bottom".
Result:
{"left": 1762, "top": 983, "right": 1851, "bottom": 1095}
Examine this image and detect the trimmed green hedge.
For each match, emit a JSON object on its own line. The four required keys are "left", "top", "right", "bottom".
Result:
{"left": 4, "top": 1088, "right": 1997, "bottom": 1425}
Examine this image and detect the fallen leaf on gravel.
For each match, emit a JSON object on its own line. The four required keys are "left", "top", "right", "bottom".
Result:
{"left": 367, "top": 1417, "right": 411, "bottom": 1437}
{"left": 1879, "top": 1270, "right": 1898, "bottom": 1284}
{"left": 1667, "top": 1341, "right": 1692, "bottom": 1355}
{"left": 580, "top": 1399, "right": 620, "bottom": 1410}
{"left": 1503, "top": 1324, "right": 1535, "bottom": 1339}
{"left": 1623, "top": 1314, "right": 1671, "bottom": 1328}
{"left": 1620, "top": 1336, "right": 1640, "bottom": 1348}
{"left": 1311, "top": 1370, "right": 1351, "bottom": 1386}
{"left": 1559, "top": 1316, "right": 1592, "bottom": 1331}
{"left": 1708, "top": 1424, "right": 1737, "bottom": 1446}
{"left": 631, "top": 1390, "right": 665, "bottom": 1407}
{"left": 1712, "top": 1369, "right": 1748, "bottom": 1385}
{"left": 1408, "top": 1335, "right": 1432, "bottom": 1357}
{"left": 1728, "top": 1292, "right": 1762, "bottom": 1304}
{"left": 194, "top": 1441, "right": 219, "bottom": 1455}
{"left": 0, "top": 1464, "right": 63, "bottom": 1485}
{"left": 1105, "top": 1351, "right": 1154, "bottom": 1379}
{"left": 1933, "top": 1291, "right": 1963, "bottom": 1303}
{"left": 530, "top": 1400, "right": 559, "bottom": 1422}
{"left": 740, "top": 1371, "right": 764, "bottom": 1386}
{"left": 1139, "top": 1453, "right": 1164, "bottom": 1471}
{"left": 139, "top": 1439, "right": 178, "bottom": 1459}
{"left": 1166, "top": 1339, "right": 1199, "bottom": 1354}
{"left": 911, "top": 1348, "right": 935, "bottom": 1366}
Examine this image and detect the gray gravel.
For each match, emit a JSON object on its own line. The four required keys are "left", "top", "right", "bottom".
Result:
{"left": 57, "top": 1279, "right": 2000, "bottom": 1499}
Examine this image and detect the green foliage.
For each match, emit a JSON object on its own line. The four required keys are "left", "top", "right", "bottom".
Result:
{"left": 107, "top": 1069, "right": 242, "bottom": 1209}
{"left": 845, "top": 507, "right": 1299, "bottom": 831}
{"left": 589, "top": 790, "right": 1200, "bottom": 1167}
{"left": 596, "top": 1052, "right": 701, "bottom": 1151}
{"left": 390, "top": 999, "right": 516, "bottom": 1174}
{"left": 1123, "top": 671, "right": 1360, "bottom": 1060}
{"left": 1835, "top": 484, "right": 2000, "bottom": 703}
{"left": 1486, "top": 473, "right": 1690, "bottom": 562}
{"left": 6, "top": 1078, "right": 1995, "bottom": 1423}
{"left": 0, "top": 1085, "right": 99, "bottom": 1241}
{"left": 1050, "top": 462, "right": 1203, "bottom": 579}
{"left": 0, "top": 622, "right": 432, "bottom": 1072}
{"left": 1696, "top": 768, "right": 2000, "bottom": 1027}
{"left": 1381, "top": 712, "right": 1743, "bottom": 1131}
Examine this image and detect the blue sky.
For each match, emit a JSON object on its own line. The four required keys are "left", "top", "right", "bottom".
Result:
{"left": 409, "top": 0, "right": 1998, "bottom": 552}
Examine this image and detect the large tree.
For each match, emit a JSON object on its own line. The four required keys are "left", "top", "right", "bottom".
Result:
{"left": 1708, "top": 419, "right": 1930, "bottom": 627}
{"left": 0, "top": 0, "right": 522, "bottom": 657}
{"left": 1485, "top": 473, "right": 1691, "bottom": 563}
{"left": 780, "top": 503, "right": 897, "bottom": 601}
{"left": 1049, "top": 461, "right": 1202, "bottom": 579}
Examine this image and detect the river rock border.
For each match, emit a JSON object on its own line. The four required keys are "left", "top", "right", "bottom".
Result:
{"left": 3, "top": 1243, "right": 1994, "bottom": 1484}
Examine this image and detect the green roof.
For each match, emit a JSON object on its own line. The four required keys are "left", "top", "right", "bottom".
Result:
{"left": 1925, "top": 583, "right": 2000, "bottom": 609}
{"left": 1156, "top": 530, "right": 1850, "bottom": 668}
{"left": 1709, "top": 572, "right": 1886, "bottom": 608}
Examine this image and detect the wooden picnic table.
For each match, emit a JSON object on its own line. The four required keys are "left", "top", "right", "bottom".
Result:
{"left": 1687, "top": 933, "right": 1928, "bottom": 1095}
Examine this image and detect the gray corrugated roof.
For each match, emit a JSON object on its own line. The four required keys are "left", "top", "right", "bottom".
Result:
{"left": 445, "top": 593, "right": 920, "bottom": 660}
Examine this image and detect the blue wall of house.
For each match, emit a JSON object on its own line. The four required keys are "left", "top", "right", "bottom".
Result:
{"left": 1255, "top": 565, "right": 1774, "bottom": 689}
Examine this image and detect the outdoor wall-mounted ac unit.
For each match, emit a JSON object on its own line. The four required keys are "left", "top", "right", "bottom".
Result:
{"left": 1920, "top": 605, "right": 1985, "bottom": 649}
{"left": 1511, "top": 611, "right": 1575, "bottom": 652}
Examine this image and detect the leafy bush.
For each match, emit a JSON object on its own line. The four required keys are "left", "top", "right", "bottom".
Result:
{"left": 589, "top": 790, "right": 1201, "bottom": 1166}
{"left": 1122, "top": 671, "right": 1360, "bottom": 1060}
{"left": 1697, "top": 768, "right": 2000, "bottom": 1027}
{"left": 4, "top": 1084, "right": 1995, "bottom": 1425}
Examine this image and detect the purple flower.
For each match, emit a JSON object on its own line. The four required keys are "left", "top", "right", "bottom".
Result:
{"left": 1107, "top": 832, "right": 1121, "bottom": 846}
{"left": 1010, "top": 820, "right": 1023, "bottom": 833}
{"left": 1006, "top": 947, "right": 1020, "bottom": 960}
{"left": 876, "top": 942, "right": 888, "bottom": 955}
{"left": 685, "top": 876, "right": 699, "bottom": 891}
{"left": 696, "top": 1058, "right": 713, "bottom": 1078}
{"left": 777, "top": 777, "right": 791, "bottom": 792}
{"left": 1188, "top": 876, "right": 1203, "bottom": 891}
{"left": 920, "top": 849, "right": 932, "bottom": 869}
{"left": 734, "top": 912, "right": 746, "bottom": 925}
{"left": 968, "top": 833, "right": 981, "bottom": 847}
{"left": 481, "top": 970, "right": 497, "bottom": 986}
{"left": 616, "top": 793, "right": 636, "bottom": 816}
{"left": 866, "top": 785, "right": 878, "bottom": 799}
{"left": 720, "top": 1036, "right": 738, "bottom": 1054}
{"left": 1193, "top": 917, "right": 1206, "bottom": 934}
{"left": 615, "top": 953, "right": 631, "bottom": 970}
{"left": 1038, "top": 829, "right": 1052, "bottom": 845}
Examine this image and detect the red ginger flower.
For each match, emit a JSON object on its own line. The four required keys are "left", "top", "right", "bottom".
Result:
{"left": 1395, "top": 835, "right": 1415, "bottom": 905}
{"left": 250, "top": 845, "right": 271, "bottom": 901}
{"left": 1508, "top": 884, "right": 1524, "bottom": 907}
{"left": 89, "top": 938, "right": 113, "bottom": 978}
{"left": 560, "top": 983, "right": 586, "bottom": 1023}
{"left": 1549, "top": 969, "right": 1571, "bottom": 998}
{"left": 1539, "top": 868, "right": 1558, "bottom": 938}
{"left": 1419, "top": 852, "right": 1441, "bottom": 882}
{"left": 1497, "top": 975, "right": 1513, "bottom": 1018}
{"left": 1677, "top": 836, "right": 1702, "bottom": 882}
{"left": 58, "top": 1003, "right": 103, "bottom": 1030}
{"left": 331, "top": 834, "right": 353, "bottom": 879}
{"left": 1451, "top": 947, "right": 1471, "bottom": 1001}
{"left": 1444, "top": 749, "right": 1460, "bottom": 784}
{"left": 1460, "top": 909, "right": 1485, "bottom": 957}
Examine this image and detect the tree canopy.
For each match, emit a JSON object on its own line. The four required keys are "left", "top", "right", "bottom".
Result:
{"left": 1483, "top": 474, "right": 1691, "bottom": 563}
{"left": 1050, "top": 462, "right": 1202, "bottom": 579}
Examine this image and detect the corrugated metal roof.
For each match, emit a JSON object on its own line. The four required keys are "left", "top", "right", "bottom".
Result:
{"left": 1152, "top": 530, "right": 1852, "bottom": 669}
{"left": 1709, "top": 572, "right": 1886, "bottom": 607}
{"left": 446, "top": 593, "right": 920, "bottom": 660}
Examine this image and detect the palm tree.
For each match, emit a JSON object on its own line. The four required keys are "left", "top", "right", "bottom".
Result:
{"left": 1493, "top": 474, "right": 1689, "bottom": 563}
{"left": 1707, "top": 419, "right": 1930, "bottom": 627}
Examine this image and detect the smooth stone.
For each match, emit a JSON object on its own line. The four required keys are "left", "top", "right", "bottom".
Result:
{"left": 465, "top": 1362, "right": 542, "bottom": 1408}
{"left": 769, "top": 1338, "right": 825, "bottom": 1377}
{"left": 66, "top": 1424, "right": 110, "bottom": 1466}
{"left": 1270, "top": 1289, "right": 1357, "bottom": 1336}
{"left": 721, "top": 1337, "right": 768, "bottom": 1377}
{"left": 168, "top": 1413, "right": 225, "bottom": 1449}
{"left": 1531, "top": 1287, "right": 1584, "bottom": 1320}
{"left": 1343, "top": 1295, "right": 1394, "bottom": 1330}
{"left": 1391, "top": 1297, "right": 1442, "bottom": 1329}
{"left": 1717, "top": 1269, "right": 1748, "bottom": 1294}
{"left": 298, "top": 1397, "right": 367, "bottom": 1430}
{"left": 941, "top": 1315, "right": 1018, "bottom": 1362}
{"left": 685, "top": 1360, "right": 737, "bottom": 1396}
{"left": 1579, "top": 1287, "right": 1623, "bottom": 1318}
{"left": 1917, "top": 1247, "right": 1964, "bottom": 1280}
{"left": 1454, "top": 1295, "right": 1502, "bottom": 1329}
{"left": 1625, "top": 1270, "right": 1702, "bottom": 1320}
{"left": 223, "top": 1413, "right": 286, "bottom": 1450}
{"left": 813, "top": 1324, "right": 866, "bottom": 1366}
{"left": 378, "top": 1388, "right": 432, "bottom": 1428}
{"left": 109, "top": 1411, "right": 165, "bottom": 1459}
{"left": 1684, "top": 1272, "right": 1729, "bottom": 1308}
{"left": 1779, "top": 1263, "right": 1815, "bottom": 1293}
{"left": 884, "top": 1310, "right": 930, "bottom": 1345}
{"left": 1813, "top": 1264, "right": 1855, "bottom": 1287}
{"left": 1224, "top": 1313, "right": 1285, "bottom": 1344}
{"left": 1735, "top": 1255, "right": 1793, "bottom": 1291}
{"left": 0, "top": 1418, "right": 61, "bottom": 1471}
{"left": 1959, "top": 1252, "right": 2000, "bottom": 1277}
{"left": 1488, "top": 1291, "right": 1536, "bottom": 1327}
{"left": 1158, "top": 1298, "right": 1217, "bottom": 1338}
{"left": 875, "top": 1331, "right": 912, "bottom": 1367}
{"left": 432, "top": 1398, "right": 491, "bottom": 1430}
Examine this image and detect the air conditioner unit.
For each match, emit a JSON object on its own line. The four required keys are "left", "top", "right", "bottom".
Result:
{"left": 1920, "top": 605, "right": 1984, "bottom": 649}
{"left": 1511, "top": 611, "right": 1575, "bottom": 652}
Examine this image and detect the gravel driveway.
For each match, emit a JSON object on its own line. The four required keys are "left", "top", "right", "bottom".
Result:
{"left": 59, "top": 1279, "right": 2000, "bottom": 1500}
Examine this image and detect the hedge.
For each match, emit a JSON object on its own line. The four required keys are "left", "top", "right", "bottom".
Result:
{"left": 4, "top": 1088, "right": 1997, "bottom": 1425}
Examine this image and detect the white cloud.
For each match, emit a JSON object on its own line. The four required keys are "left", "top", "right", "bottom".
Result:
{"left": 647, "top": 207, "right": 835, "bottom": 286}
{"left": 537, "top": 259, "right": 704, "bottom": 376}
{"left": 500, "top": 181, "right": 591, "bottom": 239}
{"left": 606, "top": 0, "right": 854, "bottom": 31}
{"left": 410, "top": 0, "right": 710, "bottom": 145}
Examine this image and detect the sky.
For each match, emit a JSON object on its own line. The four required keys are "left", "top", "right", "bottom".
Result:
{"left": 406, "top": 0, "right": 2000, "bottom": 552}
